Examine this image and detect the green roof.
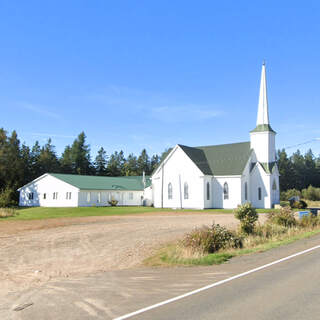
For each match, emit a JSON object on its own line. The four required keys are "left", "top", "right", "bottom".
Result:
{"left": 179, "top": 141, "right": 252, "bottom": 175}
{"left": 49, "top": 173, "right": 151, "bottom": 190}
{"left": 250, "top": 124, "right": 276, "bottom": 133}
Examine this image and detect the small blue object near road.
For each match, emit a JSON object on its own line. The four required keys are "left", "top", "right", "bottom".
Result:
{"left": 299, "top": 211, "right": 310, "bottom": 219}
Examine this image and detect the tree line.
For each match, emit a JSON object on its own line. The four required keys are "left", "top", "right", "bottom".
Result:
{"left": 1, "top": 127, "right": 320, "bottom": 205}
{"left": 277, "top": 149, "right": 320, "bottom": 191}
{"left": 0, "top": 128, "right": 171, "bottom": 204}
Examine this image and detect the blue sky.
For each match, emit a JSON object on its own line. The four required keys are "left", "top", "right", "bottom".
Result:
{"left": 1, "top": 0, "right": 320, "bottom": 158}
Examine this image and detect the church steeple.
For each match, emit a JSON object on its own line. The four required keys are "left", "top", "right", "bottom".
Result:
{"left": 250, "top": 62, "right": 276, "bottom": 163}
{"left": 257, "top": 61, "right": 269, "bottom": 125}
{"left": 251, "top": 62, "right": 275, "bottom": 133}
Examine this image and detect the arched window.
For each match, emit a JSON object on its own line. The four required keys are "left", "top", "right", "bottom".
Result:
{"left": 184, "top": 182, "right": 189, "bottom": 199}
{"left": 245, "top": 182, "right": 248, "bottom": 201}
{"left": 224, "top": 182, "right": 229, "bottom": 200}
{"left": 272, "top": 179, "right": 277, "bottom": 190}
{"left": 258, "top": 187, "right": 262, "bottom": 200}
{"left": 206, "top": 182, "right": 210, "bottom": 200}
{"left": 168, "top": 183, "right": 173, "bottom": 200}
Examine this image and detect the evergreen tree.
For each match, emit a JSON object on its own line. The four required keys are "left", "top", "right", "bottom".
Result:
{"left": 123, "top": 153, "right": 138, "bottom": 176}
{"left": 150, "top": 154, "right": 160, "bottom": 172}
{"left": 291, "top": 150, "right": 306, "bottom": 190}
{"left": 60, "top": 145, "right": 74, "bottom": 173}
{"left": 137, "top": 149, "right": 150, "bottom": 175}
{"left": 0, "top": 128, "right": 8, "bottom": 190}
{"left": 277, "top": 149, "right": 295, "bottom": 191}
{"left": 38, "top": 138, "right": 60, "bottom": 174}
{"left": 304, "top": 149, "right": 317, "bottom": 187}
{"left": 107, "top": 151, "right": 125, "bottom": 176}
{"left": 94, "top": 147, "right": 108, "bottom": 175}
{"left": 70, "top": 132, "right": 92, "bottom": 175}
{"left": 160, "top": 148, "right": 173, "bottom": 162}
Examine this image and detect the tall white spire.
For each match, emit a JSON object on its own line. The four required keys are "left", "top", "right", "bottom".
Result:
{"left": 256, "top": 61, "right": 269, "bottom": 125}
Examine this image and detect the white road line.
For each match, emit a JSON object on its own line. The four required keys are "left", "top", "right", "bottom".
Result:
{"left": 114, "top": 244, "right": 320, "bottom": 320}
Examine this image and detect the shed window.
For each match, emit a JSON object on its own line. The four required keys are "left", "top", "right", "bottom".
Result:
{"left": 28, "top": 192, "right": 34, "bottom": 200}
{"left": 129, "top": 192, "right": 133, "bottom": 200}
{"left": 244, "top": 182, "right": 248, "bottom": 201}
{"left": 53, "top": 192, "right": 58, "bottom": 200}
{"left": 168, "top": 183, "right": 173, "bottom": 200}
{"left": 43, "top": 193, "right": 46, "bottom": 200}
{"left": 66, "top": 192, "right": 72, "bottom": 200}
{"left": 223, "top": 183, "right": 229, "bottom": 200}
{"left": 258, "top": 187, "right": 262, "bottom": 200}
{"left": 206, "top": 182, "right": 210, "bottom": 200}
{"left": 184, "top": 182, "right": 189, "bottom": 200}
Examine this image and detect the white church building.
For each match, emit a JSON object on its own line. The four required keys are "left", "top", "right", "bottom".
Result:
{"left": 18, "top": 64, "right": 280, "bottom": 209}
{"left": 151, "top": 63, "right": 280, "bottom": 209}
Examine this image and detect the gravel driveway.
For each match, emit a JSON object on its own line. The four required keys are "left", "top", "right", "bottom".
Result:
{"left": 0, "top": 212, "right": 265, "bottom": 299}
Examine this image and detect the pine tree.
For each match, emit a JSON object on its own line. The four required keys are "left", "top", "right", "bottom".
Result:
{"left": 123, "top": 153, "right": 138, "bottom": 176}
{"left": 137, "top": 149, "right": 150, "bottom": 175}
{"left": 94, "top": 147, "right": 108, "bottom": 175}
{"left": 277, "top": 149, "right": 295, "bottom": 191}
{"left": 38, "top": 138, "right": 60, "bottom": 174}
{"left": 70, "top": 132, "right": 92, "bottom": 175}
{"left": 60, "top": 145, "right": 74, "bottom": 173}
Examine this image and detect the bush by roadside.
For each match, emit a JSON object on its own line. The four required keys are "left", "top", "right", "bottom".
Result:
{"left": 148, "top": 205, "right": 320, "bottom": 267}
{"left": 267, "top": 207, "right": 297, "bottom": 227}
{"left": 0, "top": 208, "right": 18, "bottom": 218}
{"left": 234, "top": 203, "right": 258, "bottom": 235}
{"left": 182, "top": 223, "right": 242, "bottom": 254}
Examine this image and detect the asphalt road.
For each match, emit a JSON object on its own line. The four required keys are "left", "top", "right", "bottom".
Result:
{"left": 5, "top": 234, "right": 320, "bottom": 320}
{"left": 133, "top": 244, "right": 320, "bottom": 320}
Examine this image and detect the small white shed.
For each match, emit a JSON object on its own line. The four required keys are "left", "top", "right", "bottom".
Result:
{"left": 18, "top": 173, "right": 151, "bottom": 207}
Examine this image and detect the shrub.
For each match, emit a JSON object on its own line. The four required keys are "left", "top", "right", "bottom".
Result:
{"left": 290, "top": 200, "right": 307, "bottom": 209}
{"left": 234, "top": 203, "right": 258, "bottom": 235}
{"left": 108, "top": 199, "right": 118, "bottom": 206}
{"left": 280, "top": 189, "right": 301, "bottom": 201}
{"left": 301, "top": 186, "right": 320, "bottom": 201}
{"left": 253, "top": 223, "right": 288, "bottom": 239}
{"left": 298, "top": 214, "right": 320, "bottom": 228}
{"left": 280, "top": 201, "right": 290, "bottom": 207}
{"left": 267, "top": 207, "right": 297, "bottom": 227}
{"left": 0, "top": 208, "right": 18, "bottom": 218}
{"left": 182, "top": 223, "right": 242, "bottom": 254}
{"left": 0, "top": 187, "right": 17, "bottom": 208}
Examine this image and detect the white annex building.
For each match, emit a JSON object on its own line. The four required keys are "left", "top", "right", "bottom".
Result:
{"left": 18, "top": 64, "right": 280, "bottom": 209}
{"left": 18, "top": 173, "right": 152, "bottom": 207}
{"left": 151, "top": 63, "right": 280, "bottom": 209}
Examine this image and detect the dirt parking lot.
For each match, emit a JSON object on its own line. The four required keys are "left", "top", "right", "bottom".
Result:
{"left": 0, "top": 212, "right": 265, "bottom": 300}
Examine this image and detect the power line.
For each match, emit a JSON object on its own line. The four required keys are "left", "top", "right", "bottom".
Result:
{"left": 283, "top": 138, "right": 320, "bottom": 150}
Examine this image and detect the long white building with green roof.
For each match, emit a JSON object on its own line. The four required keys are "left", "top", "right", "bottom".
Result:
{"left": 18, "top": 173, "right": 151, "bottom": 207}
{"left": 151, "top": 63, "right": 280, "bottom": 209}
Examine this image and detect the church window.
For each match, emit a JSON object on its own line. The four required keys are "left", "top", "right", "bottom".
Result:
{"left": 245, "top": 182, "right": 248, "bottom": 201}
{"left": 184, "top": 182, "right": 189, "bottom": 200}
{"left": 206, "top": 182, "right": 210, "bottom": 200}
{"left": 272, "top": 179, "right": 277, "bottom": 190}
{"left": 223, "top": 182, "right": 229, "bottom": 200}
{"left": 258, "top": 187, "right": 262, "bottom": 200}
{"left": 168, "top": 183, "right": 173, "bottom": 200}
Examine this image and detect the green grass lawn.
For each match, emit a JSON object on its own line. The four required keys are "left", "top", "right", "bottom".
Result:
{"left": 1, "top": 206, "right": 280, "bottom": 221}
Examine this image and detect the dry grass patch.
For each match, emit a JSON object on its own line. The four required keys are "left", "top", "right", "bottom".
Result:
{"left": 0, "top": 208, "right": 18, "bottom": 218}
